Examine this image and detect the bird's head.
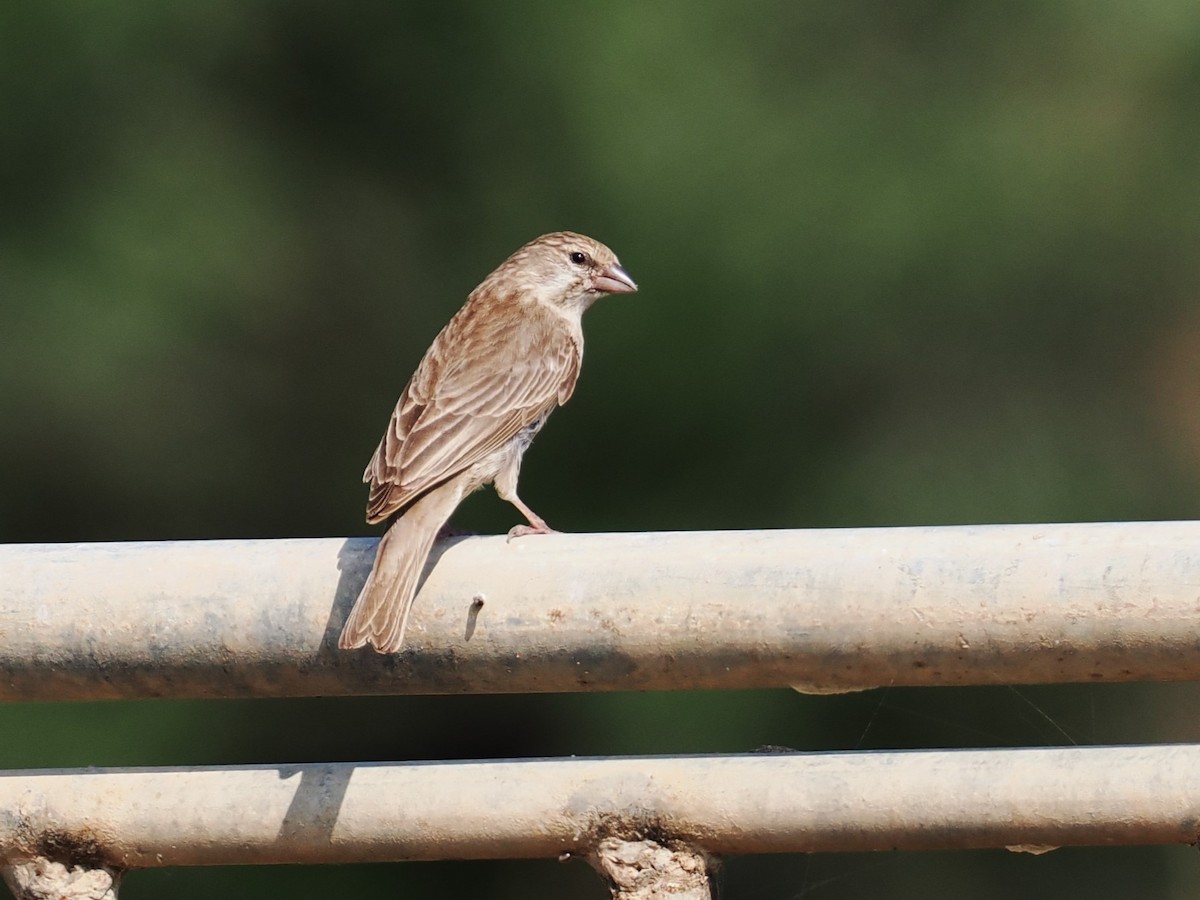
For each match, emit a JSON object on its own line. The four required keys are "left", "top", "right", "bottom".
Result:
{"left": 497, "top": 231, "right": 638, "bottom": 313}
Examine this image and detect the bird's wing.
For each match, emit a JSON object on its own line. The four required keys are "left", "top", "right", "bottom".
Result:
{"left": 364, "top": 301, "right": 580, "bottom": 523}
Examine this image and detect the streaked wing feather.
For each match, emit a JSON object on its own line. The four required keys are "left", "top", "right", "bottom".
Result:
{"left": 364, "top": 302, "right": 579, "bottom": 523}
{"left": 400, "top": 356, "right": 557, "bottom": 473}
{"left": 397, "top": 348, "right": 573, "bottom": 496}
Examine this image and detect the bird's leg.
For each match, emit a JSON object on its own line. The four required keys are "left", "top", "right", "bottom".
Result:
{"left": 494, "top": 472, "right": 556, "bottom": 540}
{"left": 494, "top": 439, "right": 558, "bottom": 541}
{"left": 505, "top": 495, "right": 557, "bottom": 540}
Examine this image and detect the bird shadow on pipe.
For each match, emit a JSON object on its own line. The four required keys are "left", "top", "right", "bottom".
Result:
{"left": 277, "top": 534, "right": 482, "bottom": 846}
{"left": 320, "top": 537, "right": 375, "bottom": 651}
{"left": 274, "top": 763, "right": 353, "bottom": 856}
{"left": 315, "top": 535, "right": 480, "bottom": 677}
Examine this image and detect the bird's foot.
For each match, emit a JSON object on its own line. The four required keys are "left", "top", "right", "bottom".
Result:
{"left": 506, "top": 521, "right": 558, "bottom": 542}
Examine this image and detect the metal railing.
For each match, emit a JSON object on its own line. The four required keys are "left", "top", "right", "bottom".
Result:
{"left": 3, "top": 521, "right": 1199, "bottom": 898}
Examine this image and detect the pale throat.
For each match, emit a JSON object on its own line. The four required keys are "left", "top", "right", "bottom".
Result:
{"left": 519, "top": 273, "right": 595, "bottom": 318}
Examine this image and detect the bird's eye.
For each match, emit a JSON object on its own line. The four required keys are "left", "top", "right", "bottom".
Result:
{"left": 569, "top": 251, "right": 589, "bottom": 266}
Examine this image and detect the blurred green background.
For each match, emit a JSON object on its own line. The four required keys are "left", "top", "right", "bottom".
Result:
{"left": 5, "top": 1, "right": 1200, "bottom": 897}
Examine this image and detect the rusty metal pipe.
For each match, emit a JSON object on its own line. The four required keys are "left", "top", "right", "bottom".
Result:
{"left": 3, "top": 747, "right": 1200, "bottom": 867}
{"left": 2, "top": 522, "right": 1200, "bottom": 700}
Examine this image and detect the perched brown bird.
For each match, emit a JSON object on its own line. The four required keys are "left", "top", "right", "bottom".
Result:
{"left": 339, "top": 232, "right": 638, "bottom": 653}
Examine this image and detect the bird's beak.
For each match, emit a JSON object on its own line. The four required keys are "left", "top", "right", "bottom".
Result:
{"left": 592, "top": 263, "right": 638, "bottom": 295}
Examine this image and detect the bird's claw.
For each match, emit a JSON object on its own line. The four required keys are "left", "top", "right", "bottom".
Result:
{"left": 506, "top": 522, "right": 558, "bottom": 542}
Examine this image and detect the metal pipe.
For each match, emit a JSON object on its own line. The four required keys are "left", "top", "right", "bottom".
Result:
{"left": 3, "top": 522, "right": 1200, "bottom": 700}
{"left": 3, "top": 747, "right": 1199, "bottom": 867}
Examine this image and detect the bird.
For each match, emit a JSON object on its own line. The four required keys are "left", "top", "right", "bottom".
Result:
{"left": 339, "top": 231, "right": 638, "bottom": 653}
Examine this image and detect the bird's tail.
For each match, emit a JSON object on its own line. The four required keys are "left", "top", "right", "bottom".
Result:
{"left": 339, "top": 475, "right": 468, "bottom": 653}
